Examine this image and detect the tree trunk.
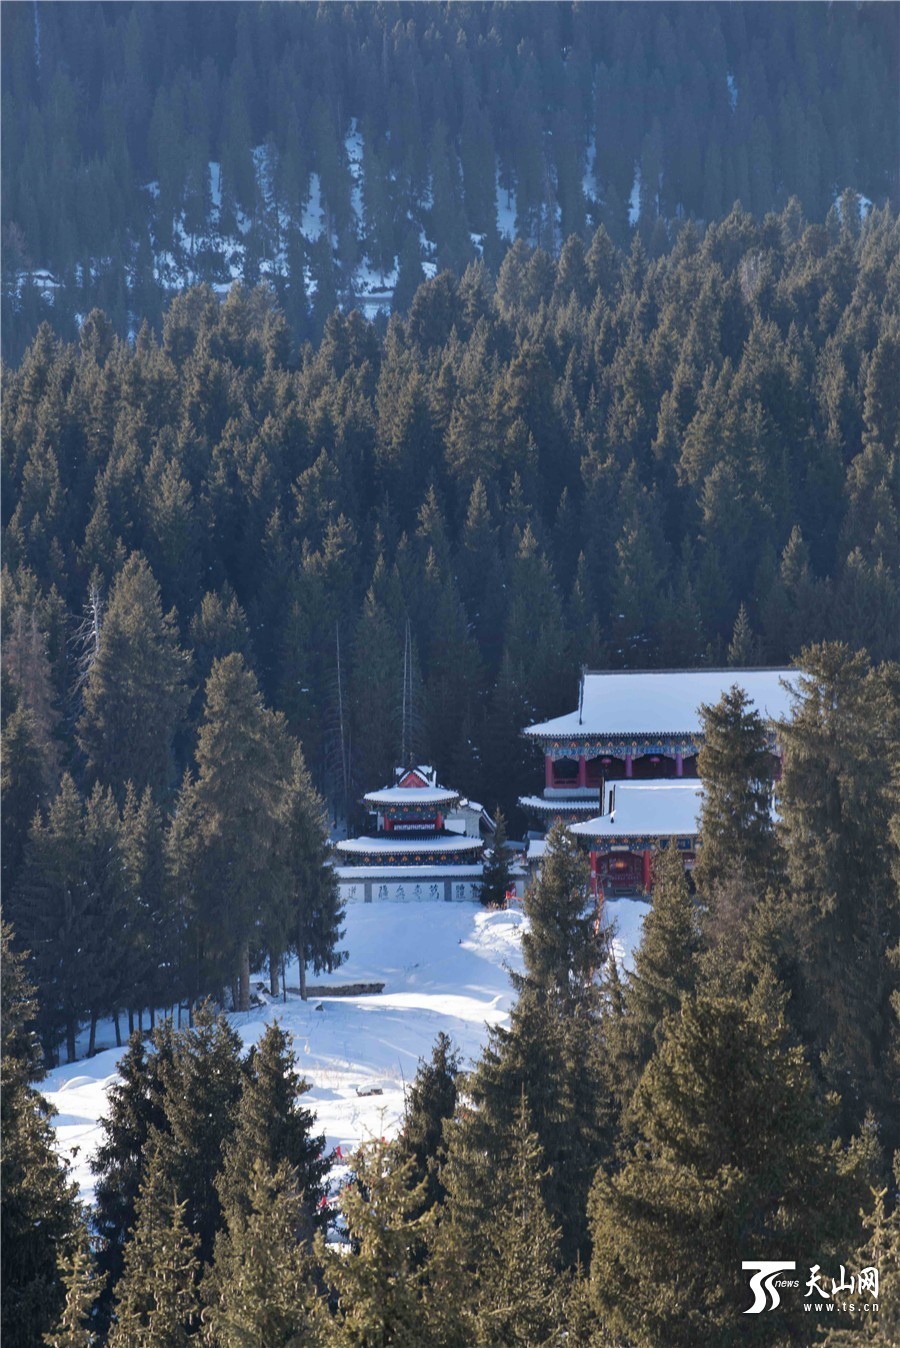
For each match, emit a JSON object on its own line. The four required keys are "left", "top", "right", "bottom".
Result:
{"left": 269, "top": 949, "right": 279, "bottom": 997}
{"left": 128, "top": 1009, "right": 135, "bottom": 1036}
{"left": 138, "top": 1008, "right": 143, "bottom": 1034}
{"left": 282, "top": 956, "right": 287, "bottom": 1004}
{"left": 149, "top": 1006, "right": 155, "bottom": 1030}
{"left": 230, "top": 976, "right": 239, "bottom": 1011}
{"left": 239, "top": 944, "right": 250, "bottom": 1013}
{"left": 88, "top": 1014, "right": 97, "bottom": 1057}
{"left": 67, "top": 1018, "right": 77, "bottom": 1064}
{"left": 113, "top": 1011, "right": 122, "bottom": 1048}
{"left": 298, "top": 916, "right": 307, "bottom": 1001}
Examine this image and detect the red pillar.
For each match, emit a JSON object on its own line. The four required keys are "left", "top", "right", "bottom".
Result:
{"left": 577, "top": 753, "right": 587, "bottom": 787}
{"left": 642, "top": 850, "right": 652, "bottom": 891}
{"left": 545, "top": 754, "right": 554, "bottom": 789}
{"left": 625, "top": 752, "right": 633, "bottom": 778}
{"left": 675, "top": 751, "right": 683, "bottom": 777}
{"left": 589, "top": 850, "right": 598, "bottom": 898}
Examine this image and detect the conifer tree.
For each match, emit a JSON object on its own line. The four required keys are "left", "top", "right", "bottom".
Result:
{"left": 396, "top": 1032, "right": 461, "bottom": 1214}
{"left": 1, "top": 926, "right": 84, "bottom": 1348}
{"left": 202, "top": 1161, "right": 324, "bottom": 1348}
{"left": 150, "top": 1007, "right": 244, "bottom": 1265}
{"left": 479, "top": 809, "right": 512, "bottom": 908}
{"left": 589, "top": 995, "right": 861, "bottom": 1347}
{"left": 76, "top": 554, "right": 190, "bottom": 802}
{"left": 169, "top": 654, "right": 290, "bottom": 1008}
{"left": 775, "top": 645, "right": 900, "bottom": 1143}
{"left": 694, "top": 684, "right": 780, "bottom": 904}
{"left": 107, "top": 1145, "right": 201, "bottom": 1348}
{"left": 217, "top": 1022, "right": 327, "bottom": 1228}
{"left": 468, "top": 1093, "right": 566, "bottom": 1348}
{"left": 281, "top": 744, "right": 345, "bottom": 1001}
{"left": 314, "top": 1140, "right": 434, "bottom": 1348}
{"left": 43, "top": 1241, "right": 105, "bottom": 1348}
{"left": 13, "top": 774, "right": 91, "bottom": 1061}
{"left": 617, "top": 842, "right": 701, "bottom": 1095}
{"left": 446, "top": 823, "right": 613, "bottom": 1262}
{"left": 520, "top": 820, "right": 600, "bottom": 998}
{"left": 91, "top": 1026, "right": 175, "bottom": 1310}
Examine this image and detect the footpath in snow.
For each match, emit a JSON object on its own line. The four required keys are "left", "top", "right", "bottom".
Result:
{"left": 41, "top": 897, "right": 647, "bottom": 1205}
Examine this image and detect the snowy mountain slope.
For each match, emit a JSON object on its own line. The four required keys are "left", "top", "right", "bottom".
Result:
{"left": 41, "top": 897, "right": 647, "bottom": 1206}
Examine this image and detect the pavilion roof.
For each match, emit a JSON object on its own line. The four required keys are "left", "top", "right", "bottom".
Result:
{"left": 523, "top": 668, "right": 798, "bottom": 740}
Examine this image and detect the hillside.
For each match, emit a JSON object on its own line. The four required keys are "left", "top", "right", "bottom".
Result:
{"left": 3, "top": 1, "right": 898, "bottom": 361}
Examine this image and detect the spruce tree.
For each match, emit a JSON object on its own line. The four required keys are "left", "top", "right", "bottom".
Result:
{"left": 43, "top": 1241, "right": 105, "bottom": 1348}
{"left": 469, "top": 1093, "right": 566, "bottom": 1348}
{"left": 76, "top": 554, "right": 190, "bottom": 802}
{"left": 479, "top": 809, "right": 512, "bottom": 907}
{"left": 617, "top": 842, "right": 701, "bottom": 1096}
{"left": 445, "top": 823, "right": 613, "bottom": 1262}
{"left": 520, "top": 819, "right": 601, "bottom": 998}
{"left": 170, "top": 654, "right": 291, "bottom": 1008}
{"left": 13, "top": 774, "right": 90, "bottom": 1061}
{"left": 202, "top": 1161, "right": 324, "bottom": 1348}
{"left": 314, "top": 1140, "right": 434, "bottom": 1348}
{"left": 395, "top": 1031, "right": 461, "bottom": 1213}
{"left": 107, "top": 1145, "right": 201, "bottom": 1348}
{"left": 694, "top": 684, "right": 781, "bottom": 904}
{"left": 1, "top": 927, "right": 84, "bottom": 1348}
{"left": 588, "top": 995, "right": 862, "bottom": 1347}
{"left": 217, "top": 1022, "right": 327, "bottom": 1228}
{"left": 775, "top": 645, "right": 900, "bottom": 1144}
{"left": 91, "top": 1025, "right": 175, "bottom": 1312}
{"left": 150, "top": 1006, "right": 244, "bottom": 1265}
{"left": 280, "top": 743, "right": 344, "bottom": 1000}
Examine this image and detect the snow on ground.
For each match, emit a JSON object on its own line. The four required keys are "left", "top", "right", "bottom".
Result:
{"left": 496, "top": 162, "right": 517, "bottom": 241}
{"left": 629, "top": 165, "right": 641, "bottom": 227}
{"left": 42, "top": 897, "right": 649, "bottom": 1206}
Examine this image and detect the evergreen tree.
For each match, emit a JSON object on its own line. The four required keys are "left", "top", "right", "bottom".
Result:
{"left": 775, "top": 645, "right": 900, "bottom": 1143}
{"left": 150, "top": 1006, "right": 244, "bottom": 1265}
{"left": 281, "top": 744, "right": 345, "bottom": 1001}
{"left": 169, "top": 654, "right": 290, "bottom": 1008}
{"left": 478, "top": 809, "right": 512, "bottom": 908}
{"left": 202, "top": 1161, "right": 324, "bottom": 1348}
{"left": 90, "top": 1026, "right": 175, "bottom": 1312}
{"left": 520, "top": 820, "right": 600, "bottom": 999}
{"left": 617, "top": 842, "right": 701, "bottom": 1095}
{"left": 107, "top": 1145, "right": 201, "bottom": 1348}
{"left": 473, "top": 1093, "right": 566, "bottom": 1348}
{"left": 396, "top": 1031, "right": 461, "bottom": 1214}
{"left": 314, "top": 1140, "right": 434, "bottom": 1347}
{"left": 43, "top": 1241, "right": 105, "bottom": 1348}
{"left": 1, "top": 926, "right": 84, "bottom": 1348}
{"left": 694, "top": 684, "right": 781, "bottom": 903}
{"left": 77, "top": 554, "right": 190, "bottom": 802}
{"left": 217, "top": 1022, "right": 327, "bottom": 1228}
{"left": 589, "top": 996, "right": 863, "bottom": 1347}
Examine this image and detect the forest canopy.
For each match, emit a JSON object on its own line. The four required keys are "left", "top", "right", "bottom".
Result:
{"left": 2, "top": 1, "right": 898, "bottom": 361}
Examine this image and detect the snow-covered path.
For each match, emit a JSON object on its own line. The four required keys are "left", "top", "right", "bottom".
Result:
{"left": 41, "top": 898, "right": 647, "bottom": 1205}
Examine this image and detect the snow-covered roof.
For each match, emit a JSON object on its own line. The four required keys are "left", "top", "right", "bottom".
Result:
{"left": 518, "top": 795, "right": 603, "bottom": 813}
{"left": 526, "top": 840, "right": 547, "bottom": 862}
{"left": 524, "top": 668, "right": 799, "bottom": 739}
{"left": 364, "top": 786, "right": 459, "bottom": 807}
{"left": 570, "top": 782, "right": 703, "bottom": 839}
{"left": 336, "top": 835, "right": 483, "bottom": 856}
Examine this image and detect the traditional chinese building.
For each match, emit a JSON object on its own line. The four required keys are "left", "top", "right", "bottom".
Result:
{"left": 519, "top": 667, "right": 797, "bottom": 892}
{"left": 570, "top": 780, "right": 703, "bottom": 896}
{"left": 334, "top": 765, "right": 486, "bottom": 903}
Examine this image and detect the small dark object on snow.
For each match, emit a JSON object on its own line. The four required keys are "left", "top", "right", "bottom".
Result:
{"left": 356, "top": 1085, "right": 384, "bottom": 1097}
